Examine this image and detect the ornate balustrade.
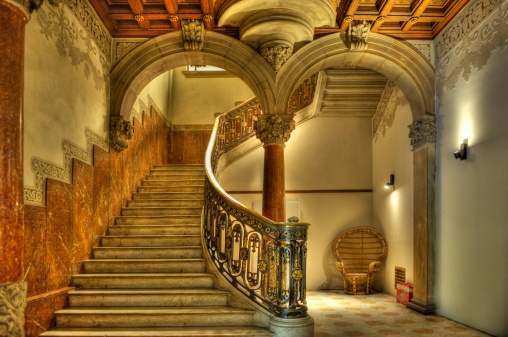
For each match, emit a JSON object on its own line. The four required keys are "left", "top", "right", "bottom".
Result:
{"left": 203, "top": 96, "right": 313, "bottom": 318}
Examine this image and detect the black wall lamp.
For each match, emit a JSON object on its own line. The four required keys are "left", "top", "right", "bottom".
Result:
{"left": 454, "top": 141, "right": 468, "bottom": 160}
{"left": 384, "top": 174, "right": 395, "bottom": 189}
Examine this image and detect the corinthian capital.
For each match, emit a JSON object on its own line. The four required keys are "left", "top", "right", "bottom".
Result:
{"left": 182, "top": 19, "right": 204, "bottom": 50}
{"left": 254, "top": 114, "right": 295, "bottom": 145}
{"left": 347, "top": 20, "right": 371, "bottom": 52}
{"left": 110, "top": 115, "right": 133, "bottom": 152}
{"left": 408, "top": 114, "right": 437, "bottom": 150}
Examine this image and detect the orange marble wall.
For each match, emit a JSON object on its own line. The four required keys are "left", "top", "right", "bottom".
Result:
{"left": 23, "top": 108, "right": 172, "bottom": 336}
{"left": 171, "top": 130, "right": 211, "bottom": 164}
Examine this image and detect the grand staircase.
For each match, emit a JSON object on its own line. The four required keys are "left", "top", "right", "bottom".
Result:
{"left": 41, "top": 164, "right": 272, "bottom": 337}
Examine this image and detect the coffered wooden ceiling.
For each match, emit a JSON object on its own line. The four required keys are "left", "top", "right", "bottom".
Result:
{"left": 89, "top": 0, "right": 470, "bottom": 40}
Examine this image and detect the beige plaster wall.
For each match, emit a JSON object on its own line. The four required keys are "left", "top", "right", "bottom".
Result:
{"left": 220, "top": 117, "right": 374, "bottom": 290}
{"left": 372, "top": 87, "right": 414, "bottom": 296}
{"left": 434, "top": 0, "right": 508, "bottom": 334}
{"left": 24, "top": 2, "right": 109, "bottom": 189}
{"left": 169, "top": 67, "right": 254, "bottom": 125}
{"left": 132, "top": 71, "right": 172, "bottom": 122}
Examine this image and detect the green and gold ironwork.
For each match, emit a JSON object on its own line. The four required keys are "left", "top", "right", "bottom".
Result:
{"left": 203, "top": 96, "right": 313, "bottom": 319}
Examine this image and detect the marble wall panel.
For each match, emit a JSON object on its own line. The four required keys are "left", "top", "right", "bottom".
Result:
{"left": 172, "top": 130, "right": 211, "bottom": 164}
{"left": 45, "top": 179, "right": 73, "bottom": 291}
{"left": 109, "top": 150, "right": 123, "bottom": 227}
{"left": 25, "top": 288, "right": 71, "bottom": 336}
{"left": 171, "top": 131, "right": 185, "bottom": 164}
{"left": 24, "top": 205, "right": 47, "bottom": 297}
{"left": 92, "top": 146, "right": 110, "bottom": 246}
{"left": 71, "top": 160, "right": 94, "bottom": 274}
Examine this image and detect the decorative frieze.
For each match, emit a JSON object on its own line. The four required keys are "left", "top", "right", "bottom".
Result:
{"left": 372, "top": 81, "right": 396, "bottom": 139}
{"left": 260, "top": 42, "right": 294, "bottom": 73}
{"left": 110, "top": 115, "right": 134, "bottom": 152}
{"left": 182, "top": 19, "right": 204, "bottom": 50}
{"left": 24, "top": 128, "right": 108, "bottom": 205}
{"left": 254, "top": 114, "right": 295, "bottom": 145}
{"left": 0, "top": 281, "right": 27, "bottom": 337}
{"left": 347, "top": 20, "right": 371, "bottom": 51}
{"left": 286, "top": 73, "right": 319, "bottom": 114}
{"left": 408, "top": 114, "right": 437, "bottom": 150}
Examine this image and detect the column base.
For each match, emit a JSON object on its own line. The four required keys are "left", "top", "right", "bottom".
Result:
{"left": 407, "top": 297, "right": 436, "bottom": 314}
{"left": 269, "top": 315, "right": 314, "bottom": 337}
{"left": 0, "top": 280, "right": 27, "bottom": 336}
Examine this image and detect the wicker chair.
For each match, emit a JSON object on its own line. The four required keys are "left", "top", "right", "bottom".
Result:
{"left": 332, "top": 226, "right": 388, "bottom": 295}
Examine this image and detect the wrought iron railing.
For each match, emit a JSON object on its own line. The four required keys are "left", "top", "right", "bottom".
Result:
{"left": 203, "top": 98, "right": 311, "bottom": 318}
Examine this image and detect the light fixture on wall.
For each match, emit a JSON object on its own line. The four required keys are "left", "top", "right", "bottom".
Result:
{"left": 453, "top": 141, "right": 468, "bottom": 160}
{"left": 384, "top": 174, "right": 395, "bottom": 189}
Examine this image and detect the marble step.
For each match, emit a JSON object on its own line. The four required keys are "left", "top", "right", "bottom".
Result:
{"left": 54, "top": 306, "right": 255, "bottom": 328}
{"left": 121, "top": 207, "right": 202, "bottom": 216}
{"left": 101, "top": 235, "right": 201, "bottom": 247}
{"left": 115, "top": 215, "right": 201, "bottom": 225}
{"left": 132, "top": 189, "right": 205, "bottom": 200}
{"left": 39, "top": 325, "right": 273, "bottom": 336}
{"left": 146, "top": 174, "right": 205, "bottom": 181}
{"left": 93, "top": 247, "right": 203, "bottom": 259}
{"left": 72, "top": 273, "right": 214, "bottom": 289}
{"left": 127, "top": 199, "right": 203, "bottom": 208}
{"left": 153, "top": 164, "right": 204, "bottom": 171}
{"left": 68, "top": 289, "right": 229, "bottom": 307}
{"left": 83, "top": 259, "right": 206, "bottom": 273}
{"left": 108, "top": 225, "right": 200, "bottom": 236}
{"left": 142, "top": 180, "right": 205, "bottom": 187}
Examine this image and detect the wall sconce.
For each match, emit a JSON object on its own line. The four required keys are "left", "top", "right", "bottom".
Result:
{"left": 453, "top": 141, "right": 468, "bottom": 160}
{"left": 384, "top": 174, "right": 395, "bottom": 189}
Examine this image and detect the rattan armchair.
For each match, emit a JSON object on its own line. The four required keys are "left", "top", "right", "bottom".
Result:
{"left": 332, "top": 226, "right": 388, "bottom": 295}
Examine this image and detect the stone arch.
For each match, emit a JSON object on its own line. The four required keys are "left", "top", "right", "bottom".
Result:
{"left": 110, "top": 31, "right": 276, "bottom": 119}
{"left": 276, "top": 32, "right": 435, "bottom": 121}
{"left": 274, "top": 32, "right": 437, "bottom": 314}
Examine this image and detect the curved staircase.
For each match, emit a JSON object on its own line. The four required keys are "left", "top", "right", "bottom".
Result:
{"left": 40, "top": 164, "right": 272, "bottom": 337}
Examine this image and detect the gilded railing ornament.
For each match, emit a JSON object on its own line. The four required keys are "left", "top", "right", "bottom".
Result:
{"left": 347, "top": 20, "right": 371, "bottom": 52}
{"left": 182, "top": 19, "right": 204, "bottom": 50}
{"left": 109, "top": 115, "right": 133, "bottom": 152}
{"left": 408, "top": 114, "right": 437, "bottom": 150}
{"left": 204, "top": 102, "right": 310, "bottom": 318}
{"left": 254, "top": 114, "right": 296, "bottom": 146}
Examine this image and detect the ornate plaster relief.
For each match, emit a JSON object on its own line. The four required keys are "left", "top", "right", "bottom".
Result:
{"left": 373, "top": 82, "right": 409, "bottom": 142}
{"left": 113, "top": 39, "right": 147, "bottom": 64}
{"left": 24, "top": 128, "right": 108, "bottom": 206}
{"left": 36, "top": 1, "right": 110, "bottom": 103}
{"left": 0, "top": 281, "right": 27, "bottom": 337}
{"left": 435, "top": 0, "right": 508, "bottom": 104}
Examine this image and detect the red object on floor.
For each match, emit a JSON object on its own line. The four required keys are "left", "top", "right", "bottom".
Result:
{"left": 396, "top": 283, "right": 413, "bottom": 305}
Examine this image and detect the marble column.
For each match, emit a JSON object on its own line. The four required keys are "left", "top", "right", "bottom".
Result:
{"left": 407, "top": 114, "right": 437, "bottom": 314}
{"left": 0, "top": 0, "right": 31, "bottom": 335}
{"left": 254, "top": 114, "right": 295, "bottom": 222}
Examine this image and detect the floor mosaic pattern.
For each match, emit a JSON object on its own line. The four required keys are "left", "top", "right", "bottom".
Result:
{"left": 308, "top": 290, "right": 492, "bottom": 337}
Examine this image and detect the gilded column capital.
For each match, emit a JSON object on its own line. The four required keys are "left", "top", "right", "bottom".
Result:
{"left": 254, "top": 114, "right": 295, "bottom": 146}
{"left": 408, "top": 114, "right": 437, "bottom": 150}
{"left": 0, "top": 281, "right": 27, "bottom": 337}
{"left": 110, "top": 115, "right": 133, "bottom": 152}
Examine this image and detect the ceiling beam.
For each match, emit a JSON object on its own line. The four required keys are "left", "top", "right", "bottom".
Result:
{"left": 163, "top": 0, "right": 180, "bottom": 30}
{"left": 370, "top": 0, "right": 397, "bottom": 32}
{"left": 127, "top": 0, "right": 149, "bottom": 30}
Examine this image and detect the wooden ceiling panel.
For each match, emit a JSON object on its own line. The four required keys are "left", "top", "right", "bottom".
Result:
{"left": 88, "top": 0, "right": 470, "bottom": 39}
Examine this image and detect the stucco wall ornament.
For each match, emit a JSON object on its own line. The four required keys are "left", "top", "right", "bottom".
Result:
{"left": 254, "top": 114, "right": 295, "bottom": 145}
{"left": 347, "top": 20, "right": 371, "bottom": 51}
{"left": 408, "top": 114, "right": 437, "bottom": 150}
{"left": 260, "top": 41, "right": 294, "bottom": 73}
{"left": 0, "top": 281, "right": 27, "bottom": 337}
{"left": 110, "top": 115, "right": 133, "bottom": 152}
{"left": 182, "top": 19, "right": 204, "bottom": 50}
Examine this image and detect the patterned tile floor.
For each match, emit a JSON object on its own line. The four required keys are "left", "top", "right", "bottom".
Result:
{"left": 308, "top": 290, "right": 492, "bottom": 337}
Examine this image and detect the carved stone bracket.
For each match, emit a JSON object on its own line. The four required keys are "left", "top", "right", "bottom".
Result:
{"left": 254, "top": 114, "right": 295, "bottom": 145}
{"left": 347, "top": 20, "right": 371, "bottom": 52}
{"left": 408, "top": 114, "right": 437, "bottom": 150}
{"left": 260, "top": 41, "right": 294, "bottom": 73}
{"left": 0, "top": 281, "right": 27, "bottom": 337}
{"left": 110, "top": 115, "right": 133, "bottom": 152}
{"left": 182, "top": 19, "right": 204, "bottom": 50}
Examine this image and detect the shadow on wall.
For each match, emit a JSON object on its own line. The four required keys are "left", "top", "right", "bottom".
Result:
{"left": 320, "top": 241, "right": 344, "bottom": 290}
